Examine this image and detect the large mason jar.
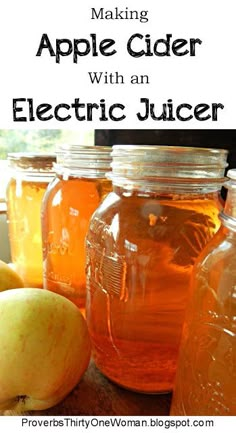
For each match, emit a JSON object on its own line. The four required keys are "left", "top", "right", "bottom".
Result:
{"left": 170, "top": 168, "right": 236, "bottom": 415}
{"left": 85, "top": 145, "right": 228, "bottom": 393}
{"left": 41, "top": 145, "right": 112, "bottom": 313}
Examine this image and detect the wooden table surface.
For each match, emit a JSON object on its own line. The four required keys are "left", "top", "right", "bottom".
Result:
{"left": 32, "top": 359, "right": 172, "bottom": 417}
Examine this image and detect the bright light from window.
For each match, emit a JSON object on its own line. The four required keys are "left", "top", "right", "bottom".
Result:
{"left": 0, "top": 129, "right": 95, "bottom": 201}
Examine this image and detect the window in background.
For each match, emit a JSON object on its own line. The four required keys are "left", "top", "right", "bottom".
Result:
{"left": 0, "top": 129, "right": 94, "bottom": 202}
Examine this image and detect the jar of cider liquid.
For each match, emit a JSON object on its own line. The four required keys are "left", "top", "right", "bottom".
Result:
{"left": 86, "top": 145, "right": 228, "bottom": 393}
{"left": 6, "top": 153, "right": 56, "bottom": 287}
{"left": 170, "top": 168, "right": 236, "bottom": 415}
{"left": 41, "top": 145, "right": 112, "bottom": 313}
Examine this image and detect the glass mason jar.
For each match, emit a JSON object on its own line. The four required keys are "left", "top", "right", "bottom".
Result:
{"left": 41, "top": 145, "right": 112, "bottom": 313}
{"left": 6, "top": 153, "right": 56, "bottom": 287}
{"left": 85, "top": 145, "right": 228, "bottom": 393}
{"left": 170, "top": 168, "right": 236, "bottom": 416}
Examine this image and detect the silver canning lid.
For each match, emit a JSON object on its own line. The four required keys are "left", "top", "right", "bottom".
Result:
{"left": 55, "top": 145, "right": 112, "bottom": 178}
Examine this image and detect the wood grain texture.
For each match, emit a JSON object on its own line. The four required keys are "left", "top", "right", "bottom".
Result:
{"left": 3, "top": 359, "right": 171, "bottom": 416}
{"left": 37, "top": 359, "right": 172, "bottom": 416}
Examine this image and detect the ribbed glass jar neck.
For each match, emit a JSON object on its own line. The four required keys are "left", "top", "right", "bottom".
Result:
{"left": 221, "top": 169, "right": 236, "bottom": 232}
{"left": 7, "top": 153, "right": 56, "bottom": 180}
{"left": 109, "top": 145, "right": 228, "bottom": 193}
{"left": 54, "top": 144, "right": 112, "bottom": 179}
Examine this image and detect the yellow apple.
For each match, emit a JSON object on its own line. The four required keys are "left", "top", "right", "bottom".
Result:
{"left": 0, "top": 288, "right": 91, "bottom": 412}
{"left": 0, "top": 260, "right": 24, "bottom": 291}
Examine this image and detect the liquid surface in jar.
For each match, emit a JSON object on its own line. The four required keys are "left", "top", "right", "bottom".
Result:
{"left": 6, "top": 178, "right": 49, "bottom": 287}
{"left": 170, "top": 229, "right": 236, "bottom": 415}
{"left": 42, "top": 176, "right": 111, "bottom": 312}
{"left": 86, "top": 190, "right": 222, "bottom": 393}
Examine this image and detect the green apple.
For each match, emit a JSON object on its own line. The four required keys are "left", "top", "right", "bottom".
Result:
{"left": 0, "top": 288, "right": 91, "bottom": 412}
{"left": 0, "top": 260, "right": 24, "bottom": 291}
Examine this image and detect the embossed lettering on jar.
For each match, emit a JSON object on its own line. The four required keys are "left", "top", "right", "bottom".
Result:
{"left": 85, "top": 145, "right": 228, "bottom": 393}
{"left": 171, "top": 168, "right": 236, "bottom": 415}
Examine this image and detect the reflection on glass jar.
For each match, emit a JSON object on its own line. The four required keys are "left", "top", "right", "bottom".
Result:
{"left": 170, "top": 168, "right": 236, "bottom": 415}
{"left": 85, "top": 145, "right": 228, "bottom": 393}
{"left": 41, "top": 145, "right": 112, "bottom": 313}
{"left": 6, "top": 153, "right": 56, "bottom": 287}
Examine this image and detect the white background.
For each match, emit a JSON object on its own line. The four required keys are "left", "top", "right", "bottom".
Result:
{"left": 1, "top": 416, "right": 236, "bottom": 432}
{"left": 0, "top": 1, "right": 236, "bottom": 427}
{"left": 0, "top": 0, "right": 235, "bottom": 129}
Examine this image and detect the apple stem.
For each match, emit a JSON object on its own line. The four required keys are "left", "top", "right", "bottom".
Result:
{"left": 16, "top": 395, "right": 28, "bottom": 404}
